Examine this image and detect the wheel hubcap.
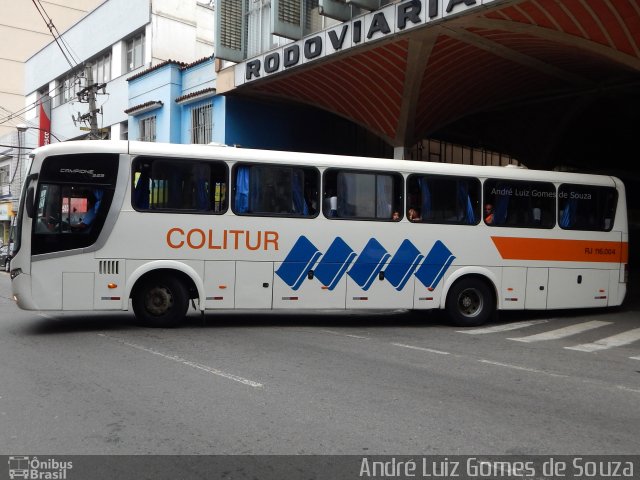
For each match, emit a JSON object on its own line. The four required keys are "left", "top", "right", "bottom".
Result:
{"left": 458, "top": 288, "right": 482, "bottom": 317}
{"left": 145, "top": 286, "right": 173, "bottom": 316}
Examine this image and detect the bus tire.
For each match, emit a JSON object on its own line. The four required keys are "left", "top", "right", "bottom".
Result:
{"left": 132, "top": 274, "right": 189, "bottom": 328}
{"left": 445, "top": 277, "right": 494, "bottom": 327}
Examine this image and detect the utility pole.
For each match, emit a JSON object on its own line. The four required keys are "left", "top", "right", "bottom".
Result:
{"left": 85, "top": 65, "right": 100, "bottom": 139}
{"left": 74, "top": 65, "right": 106, "bottom": 139}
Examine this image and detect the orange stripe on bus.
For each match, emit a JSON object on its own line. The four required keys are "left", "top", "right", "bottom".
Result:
{"left": 491, "top": 237, "right": 629, "bottom": 263}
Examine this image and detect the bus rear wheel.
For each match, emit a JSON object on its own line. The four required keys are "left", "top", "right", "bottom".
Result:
{"left": 445, "top": 277, "right": 494, "bottom": 327}
{"left": 132, "top": 275, "right": 189, "bottom": 327}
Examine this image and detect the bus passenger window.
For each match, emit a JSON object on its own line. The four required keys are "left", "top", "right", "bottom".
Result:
{"left": 558, "top": 184, "right": 617, "bottom": 231}
{"left": 232, "top": 164, "right": 319, "bottom": 217}
{"left": 483, "top": 179, "right": 555, "bottom": 228}
{"left": 407, "top": 174, "right": 480, "bottom": 225}
{"left": 323, "top": 169, "right": 403, "bottom": 220}
{"left": 132, "top": 157, "right": 228, "bottom": 213}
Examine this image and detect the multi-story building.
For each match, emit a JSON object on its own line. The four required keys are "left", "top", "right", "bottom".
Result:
{"left": 24, "top": 0, "right": 214, "bottom": 143}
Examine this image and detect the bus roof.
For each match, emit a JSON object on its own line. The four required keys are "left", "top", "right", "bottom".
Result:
{"left": 32, "top": 140, "right": 619, "bottom": 187}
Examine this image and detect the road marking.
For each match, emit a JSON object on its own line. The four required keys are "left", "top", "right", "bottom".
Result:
{"left": 630, "top": 356, "right": 640, "bottom": 361}
{"left": 457, "top": 319, "right": 549, "bottom": 334}
{"left": 478, "top": 359, "right": 568, "bottom": 378}
{"left": 565, "top": 328, "right": 640, "bottom": 352}
{"left": 320, "top": 329, "right": 369, "bottom": 339}
{"left": 617, "top": 385, "right": 640, "bottom": 394}
{"left": 508, "top": 320, "right": 611, "bottom": 343}
{"left": 98, "top": 334, "right": 263, "bottom": 388}
{"left": 391, "top": 343, "right": 450, "bottom": 355}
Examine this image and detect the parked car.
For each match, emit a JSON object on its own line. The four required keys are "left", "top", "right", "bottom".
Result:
{"left": 0, "top": 245, "right": 10, "bottom": 272}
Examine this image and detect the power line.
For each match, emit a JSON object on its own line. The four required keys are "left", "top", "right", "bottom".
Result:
{"left": 2, "top": 1, "right": 87, "bottom": 127}
{"left": 0, "top": 144, "right": 31, "bottom": 151}
{"left": 1, "top": 0, "right": 86, "bottom": 126}
{"left": 0, "top": 96, "right": 50, "bottom": 126}
{"left": 0, "top": 107, "right": 65, "bottom": 141}
{"left": 2, "top": 2, "right": 107, "bottom": 137}
{"left": 0, "top": 78, "right": 78, "bottom": 126}
{"left": 31, "top": 0, "right": 78, "bottom": 69}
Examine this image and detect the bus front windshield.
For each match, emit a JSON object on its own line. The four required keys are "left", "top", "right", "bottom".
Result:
{"left": 29, "top": 152, "right": 119, "bottom": 256}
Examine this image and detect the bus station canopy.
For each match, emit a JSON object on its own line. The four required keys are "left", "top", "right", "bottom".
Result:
{"left": 219, "top": 0, "right": 640, "bottom": 170}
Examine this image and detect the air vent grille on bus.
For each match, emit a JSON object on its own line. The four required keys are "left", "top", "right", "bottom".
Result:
{"left": 99, "top": 260, "right": 120, "bottom": 275}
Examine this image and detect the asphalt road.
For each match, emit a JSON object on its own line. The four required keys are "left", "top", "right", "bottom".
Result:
{"left": 1, "top": 270, "right": 639, "bottom": 460}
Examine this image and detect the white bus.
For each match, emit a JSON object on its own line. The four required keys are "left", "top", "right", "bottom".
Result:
{"left": 10, "top": 141, "right": 628, "bottom": 327}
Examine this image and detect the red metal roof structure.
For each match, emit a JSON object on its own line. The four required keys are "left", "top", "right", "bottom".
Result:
{"left": 219, "top": 0, "right": 640, "bottom": 170}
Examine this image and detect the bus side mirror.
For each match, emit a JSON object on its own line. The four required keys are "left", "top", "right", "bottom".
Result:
{"left": 25, "top": 186, "right": 35, "bottom": 218}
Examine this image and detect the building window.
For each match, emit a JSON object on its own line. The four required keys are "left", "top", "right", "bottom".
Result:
{"left": 90, "top": 52, "right": 111, "bottom": 84}
{"left": 54, "top": 71, "right": 82, "bottom": 107}
{"left": 120, "top": 121, "right": 128, "bottom": 140}
{"left": 0, "top": 164, "right": 10, "bottom": 185}
{"left": 140, "top": 116, "right": 156, "bottom": 142}
{"left": 190, "top": 103, "right": 213, "bottom": 144}
{"left": 126, "top": 33, "right": 145, "bottom": 72}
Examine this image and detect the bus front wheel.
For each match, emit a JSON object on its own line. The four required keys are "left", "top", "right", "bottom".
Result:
{"left": 445, "top": 277, "right": 495, "bottom": 327}
{"left": 132, "top": 275, "right": 189, "bottom": 327}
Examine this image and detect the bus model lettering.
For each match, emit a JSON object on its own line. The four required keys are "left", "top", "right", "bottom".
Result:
{"left": 59, "top": 168, "right": 105, "bottom": 178}
{"left": 166, "top": 228, "right": 279, "bottom": 251}
{"left": 60, "top": 168, "right": 94, "bottom": 174}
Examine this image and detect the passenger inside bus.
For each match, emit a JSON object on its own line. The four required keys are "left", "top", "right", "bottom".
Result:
{"left": 408, "top": 208, "right": 421, "bottom": 222}
{"left": 71, "top": 192, "right": 101, "bottom": 231}
{"left": 484, "top": 204, "right": 494, "bottom": 224}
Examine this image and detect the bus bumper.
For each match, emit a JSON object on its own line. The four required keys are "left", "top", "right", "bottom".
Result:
{"left": 11, "top": 273, "right": 38, "bottom": 310}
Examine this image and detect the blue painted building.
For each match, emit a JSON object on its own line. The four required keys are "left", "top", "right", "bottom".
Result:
{"left": 127, "top": 58, "right": 213, "bottom": 144}
{"left": 126, "top": 56, "right": 392, "bottom": 157}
